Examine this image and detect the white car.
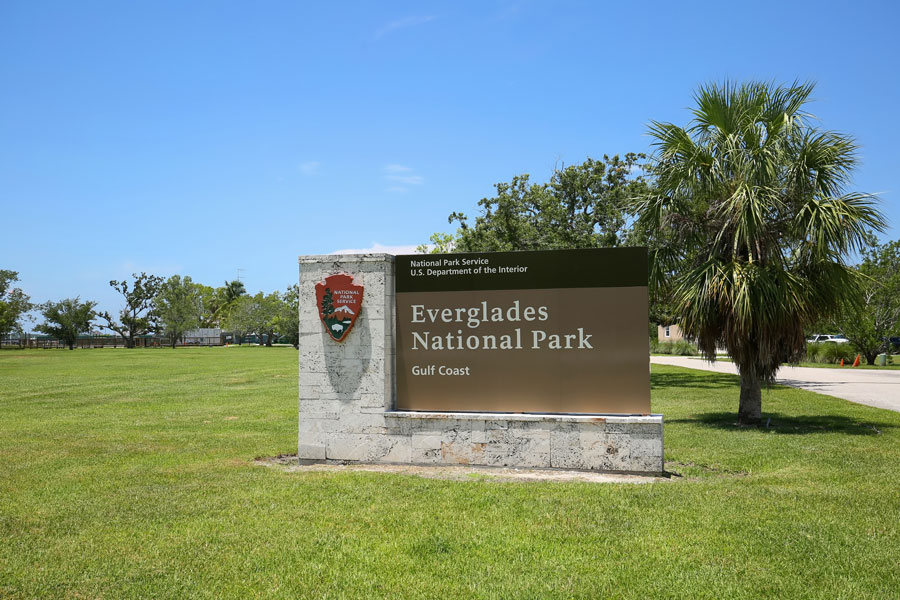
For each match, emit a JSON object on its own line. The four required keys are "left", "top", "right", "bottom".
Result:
{"left": 806, "top": 334, "right": 850, "bottom": 344}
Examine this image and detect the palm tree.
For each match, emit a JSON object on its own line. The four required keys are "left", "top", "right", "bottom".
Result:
{"left": 223, "top": 279, "right": 246, "bottom": 303}
{"left": 208, "top": 279, "right": 247, "bottom": 330}
{"left": 636, "top": 81, "right": 885, "bottom": 423}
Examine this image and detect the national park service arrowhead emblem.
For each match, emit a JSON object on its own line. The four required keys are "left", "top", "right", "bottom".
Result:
{"left": 315, "top": 274, "right": 364, "bottom": 342}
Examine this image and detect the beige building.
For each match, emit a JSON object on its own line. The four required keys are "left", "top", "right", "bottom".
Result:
{"left": 657, "top": 323, "right": 684, "bottom": 342}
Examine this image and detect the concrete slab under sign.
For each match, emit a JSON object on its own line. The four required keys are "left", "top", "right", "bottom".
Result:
{"left": 298, "top": 253, "right": 664, "bottom": 474}
{"left": 256, "top": 456, "right": 669, "bottom": 484}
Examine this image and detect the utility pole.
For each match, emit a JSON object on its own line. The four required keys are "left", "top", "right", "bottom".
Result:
{"left": 236, "top": 268, "right": 245, "bottom": 283}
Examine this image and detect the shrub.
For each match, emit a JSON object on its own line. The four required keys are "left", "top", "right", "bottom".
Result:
{"left": 651, "top": 340, "right": 698, "bottom": 356}
{"left": 804, "top": 342, "right": 856, "bottom": 364}
{"left": 821, "top": 343, "right": 856, "bottom": 364}
{"left": 805, "top": 342, "right": 823, "bottom": 363}
{"left": 673, "top": 340, "right": 699, "bottom": 356}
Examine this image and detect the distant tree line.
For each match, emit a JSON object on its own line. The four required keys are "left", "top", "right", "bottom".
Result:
{"left": 0, "top": 271, "right": 299, "bottom": 350}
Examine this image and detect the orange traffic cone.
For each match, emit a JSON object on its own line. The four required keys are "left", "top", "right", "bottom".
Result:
{"left": 840, "top": 358, "right": 844, "bottom": 367}
{"left": 853, "top": 354, "right": 860, "bottom": 367}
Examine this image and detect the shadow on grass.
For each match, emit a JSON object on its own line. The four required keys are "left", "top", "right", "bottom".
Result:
{"left": 651, "top": 371, "right": 738, "bottom": 390}
{"left": 668, "top": 411, "right": 892, "bottom": 435}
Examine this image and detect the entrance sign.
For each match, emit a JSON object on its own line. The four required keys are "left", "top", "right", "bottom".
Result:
{"left": 299, "top": 252, "right": 663, "bottom": 473}
{"left": 315, "top": 273, "right": 364, "bottom": 342}
{"left": 395, "top": 248, "right": 650, "bottom": 413}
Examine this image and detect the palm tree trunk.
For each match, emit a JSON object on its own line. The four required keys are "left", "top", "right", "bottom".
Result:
{"left": 738, "top": 372, "right": 762, "bottom": 424}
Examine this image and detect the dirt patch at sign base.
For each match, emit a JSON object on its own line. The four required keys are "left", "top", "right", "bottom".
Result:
{"left": 254, "top": 454, "right": 668, "bottom": 484}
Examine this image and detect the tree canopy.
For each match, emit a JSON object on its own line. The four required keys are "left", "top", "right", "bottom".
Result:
{"left": 154, "top": 275, "right": 202, "bottom": 348}
{"left": 196, "top": 280, "right": 248, "bottom": 329}
{"left": 277, "top": 285, "right": 300, "bottom": 349}
{"left": 635, "top": 80, "right": 885, "bottom": 422}
{"left": 224, "top": 292, "right": 282, "bottom": 346}
{"left": 835, "top": 237, "right": 900, "bottom": 364}
{"left": 0, "top": 270, "right": 32, "bottom": 339}
{"left": 98, "top": 273, "right": 163, "bottom": 348}
{"left": 35, "top": 298, "right": 97, "bottom": 350}
{"left": 422, "top": 154, "right": 649, "bottom": 253}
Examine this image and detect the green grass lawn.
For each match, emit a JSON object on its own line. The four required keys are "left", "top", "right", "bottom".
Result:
{"left": 2, "top": 348, "right": 899, "bottom": 599}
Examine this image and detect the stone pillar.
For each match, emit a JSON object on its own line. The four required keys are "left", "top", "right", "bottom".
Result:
{"left": 298, "top": 254, "right": 409, "bottom": 463}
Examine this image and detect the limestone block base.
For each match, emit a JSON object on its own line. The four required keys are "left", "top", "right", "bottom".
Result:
{"left": 299, "top": 412, "right": 664, "bottom": 474}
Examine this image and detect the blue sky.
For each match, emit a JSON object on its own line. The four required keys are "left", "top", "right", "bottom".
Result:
{"left": 2, "top": 0, "right": 898, "bottom": 318}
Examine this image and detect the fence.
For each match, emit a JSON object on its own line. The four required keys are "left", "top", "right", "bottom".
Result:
{"left": 0, "top": 333, "right": 298, "bottom": 349}
{"left": 1, "top": 333, "right": 225, "bottom": 349}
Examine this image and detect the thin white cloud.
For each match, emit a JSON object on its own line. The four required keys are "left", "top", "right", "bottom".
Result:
{"left": 300, "top": 161, "right": 321, "bottom": 175}
{"left": 331, "top": 242, "right": 421, "bottom": 255}
{"left": 386, "top": 174, "right": 424, "bottom": 185}
{"left": 375, "top": 15, "right": 437, "bottom": 39}
{"left": 383, "top": 164, "right": 424, "bottom": 192}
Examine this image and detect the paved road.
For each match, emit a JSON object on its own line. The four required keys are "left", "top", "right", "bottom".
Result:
{"left": 650, "top": 355, "right": 900, "bottom": 413}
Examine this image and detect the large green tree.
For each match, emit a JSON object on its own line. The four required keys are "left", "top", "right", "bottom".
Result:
{"left": 35, "top": 298, "right": 97, "bottom": 350}
{"left": 182, "top": 280, "right": 247, "bottom": 329}
{"left": 98, "top": 272, "right": 164, "bottom": 348}
{"left": 205, "top": 280, "right": 247, "bottom": 328}
{"left": 418, "top": 154, "right": 679, "bottom": 321}
{"left": 835, "top": 237, "right": 900, "bottom": 364}
{"left": 636, "top": 80, "right": 885, "bottom": 423}
{"left": 223, "top": 295, "right": 253, "bottom": 345}
{"left": 224, "top": 292, "right": 282, "bottom": 346}
{"left": 277, "top": 284, "right": 300, "bottom": 349}
{"left": 0, "top": 270, "right": 32, "bottom": 341}
{"left": 193, "top": 283, "right": 222, "bottom": 328}
{"left": 422, "top": 154, "right": 648, "bottom": 253}
{"left": 153, "top": 275, "right": 202, "bottom": 348}
{"left": 255, "top": 292, "right": 283, "bottom": 347}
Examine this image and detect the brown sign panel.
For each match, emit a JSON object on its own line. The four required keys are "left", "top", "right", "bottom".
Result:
{"left": 395, "top": 248, "right": 650, "bottom": 414}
